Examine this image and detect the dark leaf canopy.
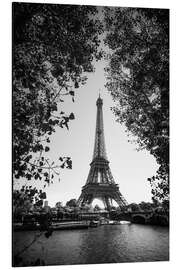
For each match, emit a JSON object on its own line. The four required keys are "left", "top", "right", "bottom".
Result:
{"left": 13, "top": 2, "right": 102, "bottom": 185}
{"left": 104, "top": 7, "right": 169, "bottom": 201}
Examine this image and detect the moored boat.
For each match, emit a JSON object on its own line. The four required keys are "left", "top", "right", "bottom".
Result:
{"left": 89, "top": 220, "right": 100, "bottom": 227}
{"left": 119, "top": 220, "right": 131, "bottom": 225}
{"left": 51, "top": 221, "right": 89, "bottom": 230}
{"left": 13, "top": 221, "right": 90, "bottom": 231}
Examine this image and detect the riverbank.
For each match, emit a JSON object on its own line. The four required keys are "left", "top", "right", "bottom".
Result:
{"left": 13, "top": 215, "right": 168, "bottom": 232}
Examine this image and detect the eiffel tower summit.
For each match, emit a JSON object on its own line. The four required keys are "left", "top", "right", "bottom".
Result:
{"left": 78, "top": 95, "right": 127, "bottom": 210}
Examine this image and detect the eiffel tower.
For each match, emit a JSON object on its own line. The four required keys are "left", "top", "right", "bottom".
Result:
{"left": 78, "top": 95, "right": 127, "bottom": 210}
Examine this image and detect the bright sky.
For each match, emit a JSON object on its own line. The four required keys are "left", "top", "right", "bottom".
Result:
{"left": 36, "top": 59, "right": 158, "bottom": 207}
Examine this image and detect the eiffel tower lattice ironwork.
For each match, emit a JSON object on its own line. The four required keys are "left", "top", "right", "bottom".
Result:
{"left": 77, "top": 95, "right": 127, "bottom": 210}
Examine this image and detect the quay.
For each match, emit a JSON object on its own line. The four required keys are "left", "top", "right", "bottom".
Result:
{"left": 13, "top": 221, "right": 90, "bottom": 231}
{"left": 13, "top": 218, "right": 132, "bottom": 231}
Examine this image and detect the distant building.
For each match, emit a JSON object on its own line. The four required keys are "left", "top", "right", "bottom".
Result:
{"left": 44, "top": 200, "right": 48, "bottom": 207}
{"left": 44, "top": 200, "right": 51, "bottom": 213}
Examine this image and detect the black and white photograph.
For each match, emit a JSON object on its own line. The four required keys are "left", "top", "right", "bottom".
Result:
{"left": 12, "top": 1, "right": 169, "bottom": 267}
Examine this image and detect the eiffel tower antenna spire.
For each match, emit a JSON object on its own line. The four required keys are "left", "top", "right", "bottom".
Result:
{"left": 78, "top": 96, "right": 127, "bottom": 210}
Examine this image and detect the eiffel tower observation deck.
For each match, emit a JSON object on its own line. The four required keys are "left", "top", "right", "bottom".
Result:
{"left": 78, "top": 95, "right": 127, "bottom": 210}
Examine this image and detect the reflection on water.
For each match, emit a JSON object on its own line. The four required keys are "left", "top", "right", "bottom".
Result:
{"left": 13, "top": 224, "right": 169, "bottom": 266}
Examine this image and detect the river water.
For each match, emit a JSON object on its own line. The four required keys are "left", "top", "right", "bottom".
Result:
{"left": 13, "top": 224, "right": 169, "bottom": 266}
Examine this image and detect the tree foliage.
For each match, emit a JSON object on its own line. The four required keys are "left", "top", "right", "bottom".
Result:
{"left": 104, "top": 7, "right": 169, "bottom": 201}
{"left": 13, "top": 186, "right": 46, "bottom": 215}
{"left": 128, "top": 203, "right": 141, "bottom": 212}
{"left": 66, "top": 198, "right": 78, "bottom": 208}
{"left": 13, "top": 3, "right": 102, "bottom": 185}
{"left": 139, "top": 201, "right": 152, "bottom": 211}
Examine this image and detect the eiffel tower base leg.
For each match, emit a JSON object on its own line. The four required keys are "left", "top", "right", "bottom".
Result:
{"left": 102, "top": 196, "right": 111, "bottom": 211}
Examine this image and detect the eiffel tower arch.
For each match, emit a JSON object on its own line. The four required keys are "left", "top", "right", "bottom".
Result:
{"left": 77, "top": 95, "right": 127, "bottom": 211}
